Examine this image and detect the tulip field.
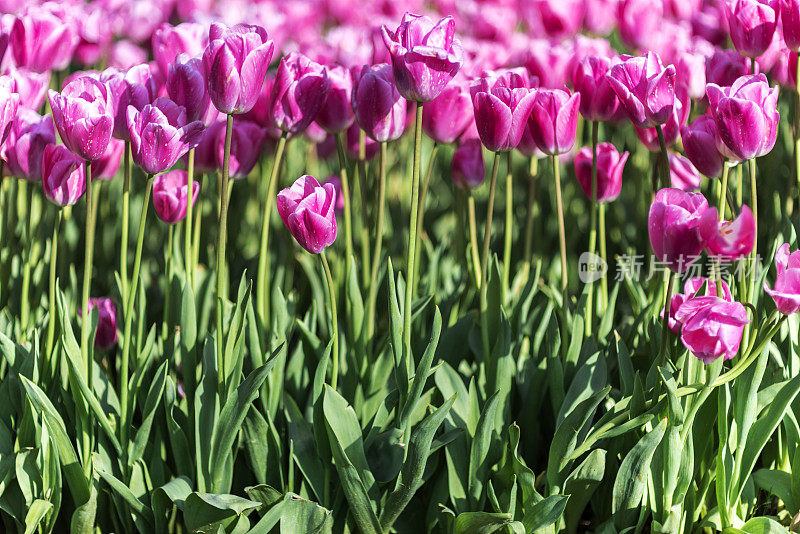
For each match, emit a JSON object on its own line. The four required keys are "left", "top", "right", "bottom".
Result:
{"left": 7, "top": 1, "right": 800, "bottom": 533}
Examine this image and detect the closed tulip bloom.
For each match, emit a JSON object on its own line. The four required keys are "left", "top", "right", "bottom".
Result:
{"left": 764, "top": 244, "right": 800, "bottom": 314}
{"left": 78, "top": 298, "right": 118, "bottom": 349}
{"left": 269, "top": 52, "right": 330, "bottom": 134}
{"left": 0, "top": 76, "right": 21, "bottom": 147}
{"left": 381, "top": 12, "right": 463, "bottom": 102}
{"left": 422, "top": 79, "right": 473, "bottom": 144}
{"left": 675, "top": 50, "right": 708, "bottom": 101}
{"left": 574, "top": 142, "right": 628, "bottom": 202}
{"left": 315, "top": 64, "right": 354, "bottom": 134}
{"left": 470, "top": 75, "right": 537, "bottom": 152}
{"left": 91, "top": 138, "right": 124, "bottom": 181}
{"left": 4, "top": 108, "right": 55, "bottom": 181}
{"left": 617, "top": 0, "right": 663, "bottom": 50}
{"left": 607, "top": 52, "right": 677, "bottom": 129}
{"left": 648, "top": 188, "right": 709, "bottom": 272}
{"left": 277, "top": 174, "right": 337, "bottom": 254}
{"left": 452, "top": 137, "right": 485, "bottom": 189}
{"left": 529, "top": 89, "right": 580, "bottom": 156}
{"left": 167, "top": 55, "right": 219, "bottom": 127}
{"left": 152, "top": 22, "right": 208, "bottom": 75}
{"left": 635, "top": 85, "right": 690, "bottom": 151}
{"left": 352, "top": 63, "right": 408, "bottom": 142}
{"left": 48, "top": 76, "right": 114, "bottom": 161}
{"left": 663, "top": 277, "right": 733, "bottom": 334}
{"left": 681, "top": 115, "right": 725, "bottom": 178}
{"left": 573, "top": 56, "right": 619, "bottom": 122}
{"left": 203, "top": 22, "right": 275, "bottom": 115}
{"left": 669, "top": 153, "right": 703, "bottom": 191}
{"left": 152, "top": 169, "right": 200, "bottom": 224}
{"left": 127, "top": 97, "right": 204, "bottom": 175}
{"left": 5, "top": 68, "right": 49, "bottom": 111}
{"left": 11, "top": 6, "right": 78, "bottom": 73}
{"left": 214, "top": 119, "right": 266, "bottom": 179}
{"left": 700, "top": 205, "right": 756, "bottom": 259}
{"left": 674, "top": 296, "right": 750, "bottom": 363}
{"left": 705, "top": 50, "right": 751, "bottom": 87}
{"left": 706, "top": 74, "right": 779, "bottom": 161}
{"left": 726, "top": 0, "right": 778, "bottom": 58}
{"left": 781, "top": 0, "right": 800, "bottom": 50}
{"left": 42, "top": 144, "right": 86, "bottom": 207}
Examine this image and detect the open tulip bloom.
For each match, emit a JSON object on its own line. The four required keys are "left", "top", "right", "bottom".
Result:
{"left": 764, "top": 244, "right": 800, "bottom": 315}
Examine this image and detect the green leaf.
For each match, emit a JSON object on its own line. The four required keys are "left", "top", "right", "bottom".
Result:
{"left": 130, "top": 360, "right": 168, "bottom": 466}
{"left": 522, "top": 494, "right": 569, "bottom": 532}
{"left": 280, "top": 494, "right": 332, "bottom": 534}
{"left": 183, "top": 492, "right": 260, "bottom": 533}
{"left": 468, "top": 391, "right": 501, "bottom": 508}
{"left": 723, "top": 517, "right": 789, "bottom": 534}
{"left": 94, "top": 455, "right": 154, "bottom": 527}
{"left": 454, "top": 512, "right": 524, "bottom": 534}
{"left": 153, "top": 477, "right": 192, "bottom": 533}
{"left": 23, "top": 499, "right": 52, "bottom": 534}
{"left": 612, "top": 418, "right": 667, "bottom": 525}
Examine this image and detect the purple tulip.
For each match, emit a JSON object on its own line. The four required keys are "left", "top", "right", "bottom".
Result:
{"left": 781, "top": 0, "right": 800, "bottom": 50}
{"left": 699, "top": 205, "right": 756, "bottom": 260}
{"left": 5, "top": 68, "right": 49, "bottom": 111}
{"left": 152, "top": 169, "right": 200, "bottom": 224}
{"left": 0, "top": 76, "right": 20, "bottom": 147}
{"left": 648, "top": 187, "right": 709, "bottom": 272}
{"left": 352, "top": 63, "right": 407, "bottom": 143}
{"left": 521, "top": 39, "right": 573, "bottom": 89}
{"left": 152, "top": 22, "right": 208, "bottom": 75}
{"left": 529, "top": 89, "right": 580, "bottom": 156}
{"left": 452, "top": 137, "right": 485, "bottom": 190}
{"left": 381, "top": 12, "right": 463, "bottom": 102}
{"left": 470, "top": 73, "right": 537, "bottom": 153}
{"left": 91, "top": 138, "right": 124, "bottom": 181}
{"left": 607, "top": 52, "right": 677, "bottom": 129}
{"left": 764, "top": 243, "right": 800, "bottom": 315}
{"left": 522, "top": 0, "right": 585, "bottom": 40}
{"left": 167, "top": 54, "right": 219, "bottom": 127}
{"left": 422, "top": 78, "right": 473, "bottom": 144}
{"left": 269, "top": 52, "right": 330, "bottom": 135}
{"left": 669, "top": 153, "right": 703, "bottom": 191}
{"left": 10, "top": 6, "right": 78, "bottom": 73}
{"left": 705, "top": 50, "right": 751, "bottom": 87}
{"left": 674, "top": 296, "right": 750, "bottom": 363}
{"left": 41, "top": 144, "right": 86, "bottom": 207}
{"left": 202, "top": 22, "right": 275, "bottom": 115}
{"left": 315, "top": 64, "right": 355, "bottom": 134}
{"left": 48, "top": 76, "right": 114, "bottom": 162}
{"left": 706, "top": 74, "right": 779, "bottom": 161}
{"left": 663, "top": 277, "right": 733, "bottom": 334}
{"left": 72, "top": 4, "right": 111, "bottom": 68}
{"left": 635, "top": 85, "right": 690, "bottom": 152}
{"left": 681, "top": 115, "right": 725, "bottom": 178}
{"left": 3, "top": 108, "right": 55, "bottom": 181}
{"left": 214, "top": 119, "right": 266, "bottom": 179}
{"left": 127, "top": 97, "right": 204, "bottom": 175}
{"left": 103, "top": 65, "right": 158, "bottom": 141}
{"left": 573, "top": 142, "right": 628, "bottom": 202}
{"left": 675, "top": 50, "right": 708, "bottom": 101}
{"left": 617, "top": 0, "right": 664, "bottom": 50}
{"left": 277, "top": 174, "right": 337, "bottom": 254}
{"left": 78, "top": 298, "right": 118, "bottom": 349}
{"left": 573, "top": 56, "right": 619, "bottom": 122}
{"left": 726, "top": 0, "right": 778, "bottom": 58}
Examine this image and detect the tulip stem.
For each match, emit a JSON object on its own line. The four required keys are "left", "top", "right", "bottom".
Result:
{"left": 480, "top": 152, "right": 502, "bottom": 360}
{"left": 193, "top": 173, "right": 204, "bottom": 271}
{"left": 320, "top": 251, "right": 338, "bottom": 389}
{"left": 411, "top": 143, "right": 439, "bottom": 297}
{"left": 185, "top": 147, "right": 195, "bottom": 289}
{"left": 659, "top": 270, "right": 675, "bottom": 366}
{"left": 45, "top": 211, "right": 61, "bottom": 361}
{"left": 120, "top": 173, "right": 155, "bottom": 447}
{"left": 523, "top": 157, "right": 538, "bottom": 270}
{"left": 357, "top": 129, "right": 371, "bottom": 287}
{"left": 467, "top": 192, "right": 481, "bottom": 289}
{"left": 256, "top": 133, "right": 287, "bottom": 330}
{"left": 335, "top": 133, "right": 355, "bottom": 275}
{"left": 552, "top": 155, "right": 568, "bottom": 293}
{"left": 598, "top": 202, "right": 608, "bottom": 310}
{"left": 748, "top": 157, "right": 759, "bottom": 304}
{"left": 718, "top": 162, "right": 729, "bottom": 218}
{"left": 80, "top": 163, "right": 96, "bottom": 377}
{"left": 20, "top": 180, "right": 32, "bottom": 340}
{"left": 655, "top": 125, "right": 670, "bottom": 190}
{"left": 366, "top": 141, "right": 388, "bottom": 341}
{"left": 216, "top": 114, "right": 234, "bottom": 387}
{"left": 121, "top": 141, "right": 131, "bottom": 302}
{"left": 502, "top": 151, "right": 513, "bottom": 301}
{"left": 586, "top": 121, "right": 599, "bottom": 336}
{"left": 163, "top": 224, "right": 174, "bottom": 338}
{"left": 402, "top": 102, "right": 424, "bottom": 376}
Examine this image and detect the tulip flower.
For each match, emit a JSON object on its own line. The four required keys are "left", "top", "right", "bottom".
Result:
{"left": 0, "top": 77, "right": 19, "bottom": 146}
{"left": 202, "top": 22, "right": 275, "bottom": 115}
{"left": 764, "top": 244, "right": 800, "bottom": 314}
{"left": 674, "top": 296, "right": 750, "bottom": 363}
{"left": 41, "top": 144, "right": 86, "bottom": 207}
{"left": 607, "top": 52, "right": 677, "bottom": 129}
{"left": 268, "top": 52, "right": 330, "bottom": 135}
{"left": 126, "top": 97, "right": 204, "bottom": 175}
{"left": 663, "top": 277, "right": 733, "bottom": 334}
{"left": 706, "top": 74, "right": 779, "bottom": 161}
{"left": 422, "top": 79, "right": 473, "bottom": 145}
{"left": 315, "top": 64, "right": 355, "bottom": 134}
{"left": 4, "top": 108, "right": 55, "bottom": 181}
{"left": 10, "top": 6, "right": 78, "bottom": 73}
{"left": 152, "top": 22, "right": 208, "bottom": 75}
{"left": 617, "top": 0, "right": 664, "bottom": 50}
{"left": 323, "top": 175, "right": 346, "bottom": 214}
{"left": 91, "top": 138, "right": 125, "bottom": 181}
{"left": 705, "top": 50, "right": 751, "bottom": 87}
{"left": 5, "top": 68, "right": 49, "bottom": 111}
{"left": 584, "top": 0, "right": 619, "bottom": 35}
{"left": 675, "top": 50, "right": 708, "bottom": 102}
{"left": 726, "top": 0, "right": 778, "bottom": 58}
{"left": 452, "top": 138, "right": 485, "bottom": 190}
{"left": 77, "top": 298, "right": 118, "bottom": 349}
{"left": 634, "top": 85, "right": 690, "bottom": 152}
{"left": 277, "top": 174, "right": 337, "bottom": 254}
{"left": 109, "top": 40, "right": 148, "bottom": 70}
{"left": 528, "top": 89, "right": 580, "bottom": 156}
{"left": 521, "top": 0, "right": 584, "bottom": 40}
{"left": 48, "top": 76, "right": 114, "bottom": 162}
{"left": 470, "top": 74, "right": 537, "bottom": 153}
{"left": 781, "top": 0, "right": 800, "bottom": 51}
{"left": 573, "top": 56, "right": 619, "bottom": 122}
{"left": 669, "top": 153, "right": 703, "bottom": 191}
{"left": 521, "top": 39, "right": 573, "bottom": 90}
{"left": 648, "top": 188, "right": 709, "bottom": 272}
{"left": 699, "top": 205, "right": 756, "bottom": 260}
{"left": 103, "top": 64, "right": 159, "bottom": 141}
{"left": 381, "top": 12, "right": 463, "bottom": 102}
{"left": 167, "top": 54, "right": 219, "bottom": 127}
{"left": 214, "top": 119, "right": 266, "bottom": 179}
{"left": 681, "top": 115, "right": 725, "bottom": 178}
{"left": 574, "top": 142, "right": 628, "bottom": 202}
{"left": 152, "top": 169, "right": 200, "bottom": 224}
{"left": 352, "top": 63, "right": 408, "bottom": 142}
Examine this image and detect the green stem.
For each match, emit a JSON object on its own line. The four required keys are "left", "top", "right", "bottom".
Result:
{"left": 20, "top": 180, "right": 32, "bottom": 339}
{"left": 480, "top": 152, "right": 502, "bottom": 360}
{"left": 335, "top": 133, "right": 354, "bottom": 273}
{"left": 216, "top": 114, "right": 234, "bottom": 383}
{"left": 412, "top": 143, "right": 439, "bottom": 297}
{"left": 586, "top": 121, "right": 599, "bottom": 336}
{"left": 402, "top": 102, "right": 424, "bottom": 377}
{"left": 320, "top": 251, "right": 338, "bottom": 389}
{"left": 80, "top": 164, "right": 96, "bottom": 376}
{"left": 598, "top": 202, "right": 608, "bottom": 311}
{"left": 553, "top": 155, "right": 568, "bottom": 292}
{"left": 523, "top": 157, "right": 538, "bottom": 267}
{"left": 163, "top": 224, "right": 174, "bottom": 338}
{"left": 502, "top": 151, "right": 513, "bottom": 300}
{"left": 193, "top": 174, "right": 204, "bottom": 273}
{"left": 468, "top": 192, "right": 481, "bottom": 289}
{"left": 656, "top": 125, "right": 671, "bottom": 190}
{"left": 659, "top": 271, "right": 675, "bottom": 366}
{"left": 357, "top": 130, "right": 371, "bottom": 287}
{"left": 366, "top": 142, "right": 388, "bottom": 340}
{"left": 45, "top": 211, "right": 61, "bottom": 360}
{"left": 748, "top": 157, "right": 758, "bottom": 304}
{"left": 121, "top": 141, "right": 131, "bottom": 302}
{"left": 185, "top": 147, "right": 195, "bottom": 289}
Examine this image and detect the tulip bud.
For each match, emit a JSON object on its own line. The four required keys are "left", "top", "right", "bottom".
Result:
{"left": 635, "top": 85, "right": 690, "bottom": 152}
{"left": 681, "top": 115, "right": 725, "bottom": 178}
{"left": 352, "top": 63, "right": 407, "bottom": 143}
{"left": 277, "top": 175, "right": 337, "bottom": 254}
{"left": 573, "top": 142, "right": 628, "bottom": 202}
{"left": 422, "top": 79, "right": 473, "bottom": 145}
{"left": 764, "top": 244, "right": 800, "bottom": 314}
{"left": 269, "top": 52, "right": 330, "bottom": 134}
{"left": 617, "top": 0, "right": 664, "bottom": 50}
{"left": 726, "top": 0, "right": 778, "bottom": 58}
{"left": 4, "top": 108, "right": 55, "bottom": 181}
{"left": 103, "top": 64, "right": 159, "bottom": 141}
{"left": 663, "top": 277, "right": 733, "bottom": 334}
{"left": 781, "top": 0, "right": 800, "bottom": 50}
{"left": 522, "top": 0, "right": 584, "bottom": 40}
{"left": 471, "top": 73, "right": 537, "bottom": 153}
{"left": 78, "top": 297, "right": 118, "bottom": 349}
{"left": 529, "top": 89, "right": 580, "bottom": 156}
{"left": 167, "top": 54, "right": 219, "bottom": 126}
{"left": 573, "top": 56, "right": 619, "bottom": 122}
{"left": 42, "top": 144, "right": 86, "bottom": 207}
{"left": 607, "top": 52, "right": 677, "bottom": 129}
{"left": 48, "top": 76, "right": 114, "bottom": 161}
{"left": 4, "top": 68, "right": 48, "bottom": 112}
{"left": 452, "top": 138, "right": 485, "bottom": 190}
{"left": 315, "top": 65, "right": 355, "bottom": 134}
{"left": 705, "top": 49, "right": 751, "bottom": 87}
{"left": 648, "top": 188, "right": 709, "bottom": 272}
{"left": 152, "top": 169, "right": 200, "bottom": 224}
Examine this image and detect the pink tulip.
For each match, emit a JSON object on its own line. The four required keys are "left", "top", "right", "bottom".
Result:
{"left": 617, "top": 0, "right": 663, "bottom": 50}
{"left": 152, "top": 22, "right": 208, "bottom": 76}
{"left": 315, "top": 64, "right": 355, "bottom": 134}
{"left": 705, "top": 49, "right": 751, "bottom": 87}
{"left": 72, "top": 3, "right": 112, "bottom": 67}
{"left": 681, "top": 115, "right": 725, "bottom": 178}
{"left": 669, "top": 153, "right": 703, "bottom": 191}
{"left": 381, "top": 12, "right": 463, "bottom": 102}
{"left": 422, "top": 78, "right": 473, "bottom": 144}
{"left": 648, "top": 188, "right": 709, "bottom": 272}
{"left": 4, "top": 67, "right": 49, "bottom": 111}
{"left": 103, "top": 65, "right": 158, "bottom": 141}
{"left": 277, "top": 174, "right": 338, "bottom": 254}
{"left": 521, "top": 39, "right": 573, "bottom": 89}
{"left": 269, "top": 52, "right": 330, "bottom": 134}
{"left": 152, "top": 169, "right": 200, "bottom": 224}
{"left": 10, "top": 5, "right": 77, "bottom": 73}
{"left": 699, "top": 205, "right": 756, "bottom": 260}
{"left": 607, "top": 52, "right": 677, "bottom": 129}
{"left": 3, "top": 108, "right": 54, "bottom": 181}
{"left": 583, "top": 0, "right": 619, "bottom": 35}
{"left": 675, "top": 49, "right": 708, "bottom": 101}
{"left": 42, "top": 144, "right": 85, "bottom": 207}
{"left": 108, "top": 40, "right": 148, "bottom": 70}
{"left": 726, "top": 0, "right": 778, "bottom": 58}
{"left": 573, "top": 55, "right": 619, "bottom": 122}
{"left": 573, "top": 142, "right": 628, "bottom": 202}
{"left": 528, "top": 89, "right": 580, "bottom": 156}
{"left": 352, "top": 63, "right": 407, "bottom": 143}
{"left": 634, "top": 85, "right": 690, "bottom": 151}
{"left": 0, "top": 75, "right": 19, "bottom": 147}
{"left": 167, "top": 55, "right": 219, "bottom": 127}
{"left": 764, "top": 243, "right": 800, "bottom": 314}
{"left": 674, "top": 296, "right": 750, "bottom": 363}
{"left": 451, "top": 137, "right": 485, "bottom": 190}
{"left": 78, "top": 297, "right": 118, "bottom": 349}
{"left": 91, "top": 138, "right": 124, "bottom": 181}
{"left": 781, "top": 0, "right": 800, "bottom": 50}
{"left": 522, "top": 0, "right": 584, "bottom": 40}
{"left": 663, "top": 277, "right": 733, "bottom": 334}
{"left": 214, "top": 119, "right": 266, "bottom": 179}
{"left": 48, "top": 76, "right": 114, "bottom": 162}
{"left": 470, "top": 72, "right": 537, "bottom": 153}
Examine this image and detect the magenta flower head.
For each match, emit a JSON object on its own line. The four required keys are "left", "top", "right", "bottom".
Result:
{"left": 705, "top": 50, "right": 751, "bottom": 87}
{"left": 607, "top": 52, "right": 677, "bottom": 129}
{"left": 323, "top": 175, "right": 345, "bottom": 214}
{"left": 529, "top": 89, "right": 581, "bottom": 156}
{"left": 11, "top": 6, "right": 78, "bottom": 73}
{"left": 4, "top": 108, "right": 55, "bottom": 181}
{"left": 470, "top": 73, "right": 537, "bottom": 153}
{"left": 617, "top": 0, "right": 664, "bottom": 50}
{"left": 635, "top": 85, "right": 690, "bottom": 152}
{"left": 152, "top": 169, "right": 200, "bottom": 224}
{"left": 78, "top": 298, "right": 118, "bottom": 349}
{"left": 352, "top": 63, "right": 408, "bottom": 142}
{"left": 5, "top": 68, "right": 48, "bottom": 112}
{"left": 202, "top": 22, "right": 275, "bottom": 115}
{"left": 574, "top": 142, "right": 628, "bottom": 202}
{"left": 103, "top": 65, "right": 158, "bottom": 141}
{"left": 669, "top": 153, "right": 703, "bottom": 191}
{"left": 706, "top": 74, "right": 779, "bottom": 161}
{"left": 681, "top": 115, "right": 725, "bottom": 178}
{"left": 315, "top": 64, "right": 354, "bottom": 134}
{"left": 167, "top": 55, "right": 219, "bottom": 127}
{"left": 522, "top": 0, "right": 584, "bottom": 40}
{"left": 452, "top": 137, "right": 485, "bottom": 190}
{"left": 214, "top": 119, "right": 266, "bottom": 179}
{"left": 663, "top": 277, "right": 733, "bottom": 334}
{"left": 0, "top": 76, "right": 19, "bottom": 148}
{"left": 573, "top": 56, "right": 619, "bottom": 122}
{"left": 422, "top": 78, "right": 473, "bottom": 144}
{"left": 726, "top": 0, "right": 778, "bottom": 58}
{"left": 48, "top": 76, "right": 114, "bottom": 162}
{"left": 764, "top": 244, "right": 800, "bottom": 314}
{"left": 674, "top": 296, "right": 750, "bottom": 363}
{"left": 127, "top": 97, "right": 204, "bottom": 175}
{"left": 781, "top": 0, "right": 800, "bottom": 50}
{"left": 152, "top": 22, "right": 208, "bottom": 75}
{"left": 648, "top": 188, "right": 709, "bottom": 272}
{"left": 380, "top": 12, "right": 463, "bottom": 102}
{"left": 269, "top": 52, "right": 330, "bottom": 134}
{"left": 42, "top": 144, "right": 86, "bottom": 207}
{"left": 91, "top": 138, "right": 124, "bottom": 181}
{"left": 700, "top": 205, "right": 756, "bottom": 260}
{"left": 277, "top": 174, "right": 337, "bottom": 254}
